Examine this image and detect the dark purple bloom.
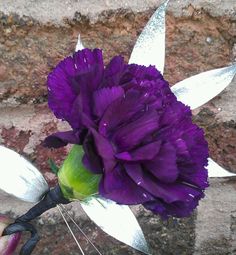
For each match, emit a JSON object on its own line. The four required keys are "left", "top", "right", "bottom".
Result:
{"left": 45, "top": 48, "right": 209, "bottom": 219}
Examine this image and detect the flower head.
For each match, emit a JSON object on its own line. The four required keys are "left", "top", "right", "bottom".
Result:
{"left": 0, "top": 215, "right": 21, "bottom": 255}
{"left": 45, "top": 48, "right": 208, "bottom": 219}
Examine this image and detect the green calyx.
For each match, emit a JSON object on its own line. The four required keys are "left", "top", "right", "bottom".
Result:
{"left": 58, "top": 145, "right": 101, "bottom": 201}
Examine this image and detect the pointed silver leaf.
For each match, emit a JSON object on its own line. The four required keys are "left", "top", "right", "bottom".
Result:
{"left": 75, "top": 34, "right": 85, "bottom": 51}
{"left": 81, "top": 197, "right": 150, "bottom": 255}
{"left": 129, "top": 0, "right": 169, "bottom": 74}
{"left": 208, "top": 158, "right": 236, "bottom": 178}
{"left": 0, "top": 146, "right": 49, "bottom": 202}
{"left": 171, "top": 65, "right": 236, "bottom": 110}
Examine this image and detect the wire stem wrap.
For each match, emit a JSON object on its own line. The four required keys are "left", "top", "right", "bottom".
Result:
{"left": 3, "top": 185, "right": 70, "bottom": 255}
{"left": 17, "top": 184, "right": 70, "bottom": 223}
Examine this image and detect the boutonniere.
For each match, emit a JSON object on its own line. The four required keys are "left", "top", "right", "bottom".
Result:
{"left": 1, "top": 1, "right": 235, "bottom": 254}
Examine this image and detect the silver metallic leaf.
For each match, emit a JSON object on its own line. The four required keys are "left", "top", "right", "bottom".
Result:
{"left": 207, "top": 158, "right": 236, "bottom": 178}
{"left": 75, "top": 34, "right": 85, "bottom": 51}
{"left": 0, "top": 146, "right": 49, "bottom": 202}
{"left": 171, "top": 65, "right": 236, "bottom": 110}
{"left": 81, "top": 197, "right": 150, "bottom": 255}
{"left": 129, "top": 0, "right": 169, "bottom": 74}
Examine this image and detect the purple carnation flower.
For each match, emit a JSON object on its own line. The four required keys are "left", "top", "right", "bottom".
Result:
{"left": 45, "top": 48, "right": 209, "bottom": 219}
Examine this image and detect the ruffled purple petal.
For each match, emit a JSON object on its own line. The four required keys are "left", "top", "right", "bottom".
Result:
{"left": 82, "top": 132, "right": 103, "bottom": 174}
{"left": 102, "top": 56, "right": 125, "bottom": 87}
{"left": 43, "top": 130, "right": 81, "bottom": 148}
{"left": 143, "top": 194, "right": 203, "bottom": 219}
{"left": 179, "top": 166, "right": 209, "bottom": 189}
{"left": 93, "top": 87, "right": 124, "bottom": 118}
{"left": 82, "top": 155, "right": 103, "bottom": 174}
{"left": 98, "top": 89, "right": 146, "bottom": 136}
{"left": 99, "top": 166, "right": 153, "bottom": 204}
{"left": 112, "top": 110, "right": 160, "bottom": 151}
{"left": 115, "top": 140, "right": 161, "bottom": 161}
{"left": 47, "top": 58, "right": 77, "bottom": 127}
{"left": 160, "top": 100, "right": 191, "bottom": 129}
{"left": 90, "top": 128, "right": 116, "bottom": 171}
{"left": 145, "top": 142, "right": 179, "bottom": 183}
{"left": 120, "top": 64, "right": 163, "bottom": 86}
{"left": 47, "top": 48, "right": 103, "bottom": 128}
{"left": 125, "top": 163, "right": 201, "bottom": 204}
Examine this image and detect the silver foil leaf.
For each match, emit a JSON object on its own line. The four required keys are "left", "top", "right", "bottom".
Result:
{"left": 171, "top": 65, "right": 236, "bottom": 110}
{"left": 129, "top": 0, "right": 169, "bottom": 74}
{"left": 81, "top": 197, "right": 150, "bottom": 255}
{"left": 75, "top": 34, "right": 85, "bottom": 51}
{"left": 0, "top": 146, "right": 49, "bottom": 202}
{"left": 207, "top": 158, "right": 236, "bottom": 178}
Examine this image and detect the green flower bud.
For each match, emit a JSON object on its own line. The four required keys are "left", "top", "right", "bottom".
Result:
{"left": 58, "top": 145, "right": 101, "bottom": 200}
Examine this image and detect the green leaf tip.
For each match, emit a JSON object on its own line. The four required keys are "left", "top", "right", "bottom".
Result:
{"left": 48, "top": 158, "right": 59, "bottom": 175}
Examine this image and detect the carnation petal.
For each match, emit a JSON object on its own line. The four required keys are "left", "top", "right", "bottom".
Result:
{"left": 115, "top": 140, "right": 161, "bottom": 161}
{"left": 93, "top": 87, "right": 124, "bottom": 117}
{"left": 145, "top": 142, "right": 178, "bottom": 183}
{"left": 179, "top": 167, "right": 208, "bottom": 189}
{"left": 99, "top": 90, "right": 145, "bottom": 135}
{"left": 99, "top": 166, "right": 153, "bottom": 204}
{"left": 82, "top": 154, "right": 103, "bottom": 174}
{"left": 43, "top": 130, "right": 81, "bottom": 148}
{"left": 74, "top": 48, "right": 103, "bottom": 74}
{"left": 154, "top": 182, "right": 202, "bottom": 204}
{"left": 112, "top": 110, "right": 160, "bottom": 151}
{"left": 82, "top": 133, "right": 103, "bottom": 174}
{"left": 102, "top": 56, "right": 125, "bottom": 87}
{"left": 48, "top": 59, "right": 77, "bottom": 126}
{"left": 90, "top": 129, "right": 116, "bottom": 171}
{"left": 125, "top": 163, "right": 201, "bottom": 203}
{"left": 120, "top": 64, "right": 162, "bottom": 86}
{"left": 48, "top": 48, "right": 103, "bottom": 128}
{"left": 160, "top": 100, "right": 191, "bottom": 128}
{"left": 144, "top": 195, "right": 202, "bottom": 219}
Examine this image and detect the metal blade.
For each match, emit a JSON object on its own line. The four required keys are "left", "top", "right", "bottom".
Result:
{"left": 81, "top": 197, "right": 150, "bottom": 255}
{"left": 171, "top": 65, "right": 236, "bottom": 110}
{"left": 207, "top": 158, "right": 236, "bottom": 178}
{"left": 129, "top": 0, "right": 169, "bottom": 74}
{"left": 0, "top": 146, "right": 49, "bottom": 202}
